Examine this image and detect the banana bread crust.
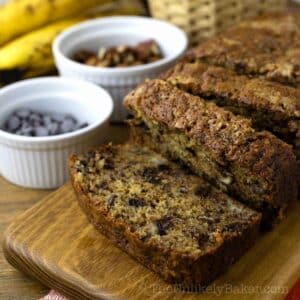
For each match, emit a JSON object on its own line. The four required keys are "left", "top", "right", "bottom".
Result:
{"left": 69, "top": 143, "right": 261, "bottom": 287}
{"left": 124, "top": 80, "right": 298, "bottom": 226}
{"left": 185, "top": 12, "right": 300, "bottom": 87}
{"left": 162, "top": 61, "right": 300, "bottom": 119}
{"left": 162, "top": 61, "right": 300, "bottom": 159}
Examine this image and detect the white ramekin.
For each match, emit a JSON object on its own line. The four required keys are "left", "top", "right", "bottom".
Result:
{"left": 53, "top": 16, "right": 188, "bottom": 122}
{"left": 0, "top": 77, "right": 113, "bottom": 189}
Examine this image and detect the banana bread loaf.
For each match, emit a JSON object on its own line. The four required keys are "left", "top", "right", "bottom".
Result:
{"left": 185, "top": 13, "right": 300, "bottom": 87}
{"left": 124, "top": 79, "right": 298, "bottom": 228}
{"left": 162, "top": 61, "right": 300, "bottom": 160}
{"left": 69, "top": 143, "right": 261, "bottom": 287}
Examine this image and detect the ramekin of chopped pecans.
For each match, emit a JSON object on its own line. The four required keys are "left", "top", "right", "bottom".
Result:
{"left": 73, "top": 40, "right": 163, "bottom": 68}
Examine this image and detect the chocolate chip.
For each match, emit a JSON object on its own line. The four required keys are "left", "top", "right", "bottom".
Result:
{"left": 103, "top": 160, "right": 114, "bottom": 170}
{"left": 186, "top": 147, "right": 196, "bottom": 156}
{"left": 7, "top": 115, "right": 21, "bottom": 132}
{"left": 77, "top": 122, "right": 89, "bottom": 130}
{"left": 96, "top": 181, "right": 108, "bottom": 189}
{"left": 15, "top": 109, "right": 31, "bottom": 119}
{"left": 235, "top": 62, "right": 247, "bottom": 74}
{"left": 178, "top": 186, "right": 188, "bottom": 194}
{"left": 128, "top": 197, "right": 145, "bottom": 207}
{"left": 65, "top": 115, "right": 76, "bottom": 123}
{"left": 194, "top": 184, "right": 211, "bottom": 197}
{"left": 218, "top": 208, "right": 225, "bottom": 214}
{"left": 43, "top": 115, "right": 53, "bottom": 126}
{"left": 141, "top": 167, "right": 161, "bottom": 184}
{"left": 52, "top": 113, "right": 65, "bottom": 123}
{"left": 156, "top": 216, "right": 172, "bottom": 235}
{"left": 79, "top": 159, "right": 87, "bottom": 167}
{"left": 60, "top": 118, "right": 75, "bottom": 133}
{"left": 198, "top": 233, "right": 209, "bottom": 248}
{"left": 224, "top": 222, "right": 242, "bottom": 232}
{"left": 87, "top": 150, "right": 96, "bottom": 159}
{"left": 29, "top": 113, "right": 42, "bottom": 125}
{"left": 138, "top": 121, "right": 149, "bottom": 131}
{"left": 16, "top": 125, "right": 34, "bottom": 136}
{"left": 107, "top": 195, "right": 117, "bottom": 208}
{"left": 76, "top": 166, "right": 84, "bottom": 173}
{"left": 157, "top": 164, "right": 170, "bottom": 171}
{"left": 47, "top": 123, "right": 59, "bottom": 135}
{"left": 35, "top": 126, "right": 49, "bottom": 137}
{"left": 172, "top": 157, "right": 194, "bottom": 174}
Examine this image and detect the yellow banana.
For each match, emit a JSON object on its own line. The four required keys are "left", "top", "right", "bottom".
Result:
{"left": 0, "top": 0, "right": 115, "bottom": 46}
{"left": 0, "top": 4, "right": 143, "bottom": 85}
{"left": 0, "top": 19, "right": 82, "bottom": 85}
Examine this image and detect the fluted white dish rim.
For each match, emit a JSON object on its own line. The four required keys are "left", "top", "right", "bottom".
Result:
{"left": 53, "top": 16, "right": 188, "bottom": 76}
{"left": 0, "top": 77, "right": 114, "bottom": 144}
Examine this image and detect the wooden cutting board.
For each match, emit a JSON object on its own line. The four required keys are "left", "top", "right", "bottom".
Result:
{"left": 3, "top": 183, "right": 300, "bottom": 300}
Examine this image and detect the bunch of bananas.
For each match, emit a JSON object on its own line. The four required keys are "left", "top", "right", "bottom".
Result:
{"left": 0, "top": 0, "right": 144, "bottom": 86}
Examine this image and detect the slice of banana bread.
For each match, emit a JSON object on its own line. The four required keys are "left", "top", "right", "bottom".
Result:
{"left": 69, "top": 143, "right": 261, "bottom": 287}
{"left": 162, "top": 61, "right": 300, "bottom": 160}
{"left": 124, "top": 79, "right": 298, "bottom": 228}
{"left": 185, "top": 13, "right": 300, "bottom": 87}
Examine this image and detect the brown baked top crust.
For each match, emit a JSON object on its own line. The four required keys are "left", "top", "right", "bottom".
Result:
{"left": 69, "top": 143, "right": 261, "bottom": 285}
{"left": 126, "top": 79, "right": 254, "bottom": 163}
{"left": 125, "top": 79, "right": 295, "bottom": 168}
{"left": 185, "top": 13, "right": 300, "bottom": 86}
{"left": 162, "top": 61, "right": 300, "bottom": 119}
{"left": 124, "top": 79, "right": 298, "bottom": 207}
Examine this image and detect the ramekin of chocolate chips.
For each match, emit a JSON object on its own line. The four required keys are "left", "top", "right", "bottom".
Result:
{"left": 0, "top": 76, "right": 113, "bottom": 188}
{"left": 2, "top": 109, "right": 89, "bottom": 137}
{"left": 73, "top": 40, "right": 163, "bottom": 68}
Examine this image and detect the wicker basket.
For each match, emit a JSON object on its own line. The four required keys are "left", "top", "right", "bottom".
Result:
{"left": 148, "top": 0, "right": 287, "bottom": 45}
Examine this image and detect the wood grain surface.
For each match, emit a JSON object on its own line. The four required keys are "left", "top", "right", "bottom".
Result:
{"left": 0, "top": 175, "right": 50, "bottom": 300}
{"left": 3, "top": 182, "right": 300, "bottom": 300}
